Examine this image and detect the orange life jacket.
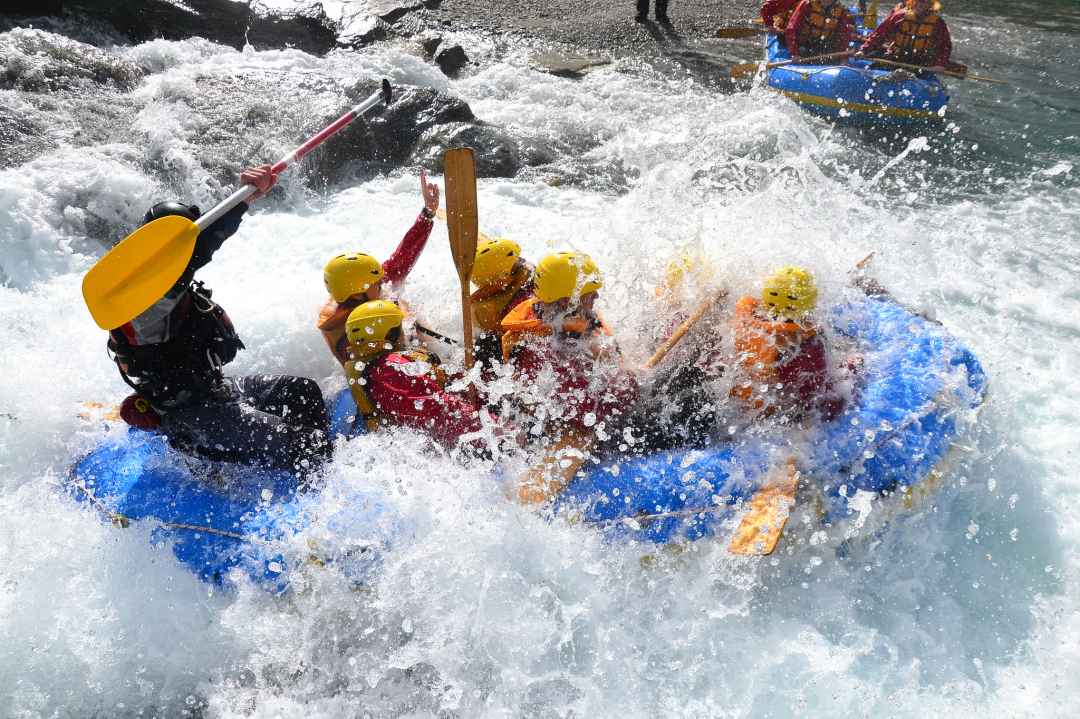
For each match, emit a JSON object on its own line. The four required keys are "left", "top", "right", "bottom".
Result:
{"left": 317, "top": 296, "right": 363, "bottom": 365}
{"left": 471, "top": 263, "right": 534, "bottom": 333}
{"left": 730, "top": 296, "right": 817, "bottom": 410}
{"left": 499, "top": 298, "right": 610, "bottom": 363}
{"left": 797, "top": 0, "right": 847, "bottom": 53}
{"left": 888, "top": 11, "right": 940, "bottom": 64}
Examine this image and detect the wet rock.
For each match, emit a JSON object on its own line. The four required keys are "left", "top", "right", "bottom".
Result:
{"left": 367, "top": 0, "right": 425, "bottom": 23}
{"left": 338, "top": 15, "right": 390, "bottom": 48}
{"left": 310, "top": 82, "right": 478, "bottom": 181}
{"left": 434, "top": 43, "right": 469, "bottom": 76}
{"left": 0, "top": 28, "right": 143, "bottom": 92}
{"left": 530, "top": 51, "right": 611, "bottom": 78}
{"left": 4, "top": 0, "right": 63, "bottom": 14}
{"left": 419, "top": 33, "right": 443, "bottom": 57}
{"left": 58, "top": 0, "right": 338, "bottom": 55}
{"left": 413, "top": 123, "right": 522, "bottom": 178}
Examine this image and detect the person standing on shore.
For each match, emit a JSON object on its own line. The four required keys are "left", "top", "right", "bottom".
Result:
{"left": 635, "top": 0, "right": 670, "bottom": 24}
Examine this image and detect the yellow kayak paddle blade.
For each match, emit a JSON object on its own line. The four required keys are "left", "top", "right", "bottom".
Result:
{"left": 729, "top": 458, "right": 800, "bottom": 556}
{"left": 82, "top": 215, "right": 200, "bottom": 330}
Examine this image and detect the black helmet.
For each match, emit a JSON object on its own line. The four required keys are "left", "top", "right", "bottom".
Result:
{"left": 143, "top": 201, "right": 201, "bottom": 226}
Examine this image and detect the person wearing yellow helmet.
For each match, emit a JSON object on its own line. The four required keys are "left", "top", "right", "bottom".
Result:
{"left": 340, "top": 299, "right": 498, "bottom": 451}
{"left": 730, "top": 266, "right": 842, "bottom": 420}
{"left": 498, "top": 252, "right": 639, "bottom": 503}
{"left": 317, "top": 170, "right": 440, "bottom": 365}
{"left": 470, "top": 236, "right": 535, "bottom": 368}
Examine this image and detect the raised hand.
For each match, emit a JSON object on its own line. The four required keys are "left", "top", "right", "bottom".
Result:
{"left": 420, "top": 168, "right": 440, "bottom": 214}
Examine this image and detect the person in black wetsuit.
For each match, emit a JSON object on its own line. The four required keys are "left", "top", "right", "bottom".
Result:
{"left": 107, "top": 165, "right": 330, "bottom": 480}
{"left": 635, "top": 0, "right": 670, "bottom": 23}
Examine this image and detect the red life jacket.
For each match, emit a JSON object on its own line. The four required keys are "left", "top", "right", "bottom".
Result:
{"left": 796, "top": 0, "right": 848, "bottom": 54}
{"left": 887, "top": 11, "right": 940, "bottom": 64}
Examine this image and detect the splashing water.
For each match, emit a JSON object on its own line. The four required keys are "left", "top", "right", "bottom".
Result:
{"left": 1, "top": 9, "right": 1078, "bottom": 717}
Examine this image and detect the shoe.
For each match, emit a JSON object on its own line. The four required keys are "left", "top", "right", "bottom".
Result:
{"left": 634, "top": 14, "right": 647, "bottom": 22}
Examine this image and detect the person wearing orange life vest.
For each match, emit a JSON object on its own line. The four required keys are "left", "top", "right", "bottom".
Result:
{"left": 761, "top": 0, "right": 801, "bottom": 32}
{"left": 785, "top": 0, "right": 855, "bottom": 60}
{"left": 855, "top": 0, "right": 957, "bottom": 72}
{"left": 316, "top": 170, "right": 440, "bottom": 366}
{"left": 469, "top": 236, "right": 534, "bottom": 369}
{"left": 730, "top": 266, "right": 843, "bottom": 422}
{"left": 499, "top": 252, "right": 639, "bottom": 503}
{"left": 341, "top": 300, "right": 500, "bottom": 452}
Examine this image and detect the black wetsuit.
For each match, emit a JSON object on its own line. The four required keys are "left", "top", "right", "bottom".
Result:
{"left": 108, "top": 204, "right": 330, "bottom": 477}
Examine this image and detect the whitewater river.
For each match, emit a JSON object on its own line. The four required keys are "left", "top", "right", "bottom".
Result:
{"left": 1, "top": 2, "right": 1078, "bottom": 716}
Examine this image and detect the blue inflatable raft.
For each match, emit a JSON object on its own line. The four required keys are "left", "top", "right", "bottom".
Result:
{"left": 70, "top": 296, "right": 985, "bottom": 586}
{"left": 68, "top": 391, "right": 395, "bottom": 593}
{"left": 762, "top": 25, "right": 949, "bottom": 125}
{"left": 555, "top": 296, "right": 986, "bottom": 546}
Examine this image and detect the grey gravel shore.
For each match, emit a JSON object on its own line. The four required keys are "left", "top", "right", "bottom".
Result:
{"left": 427, "top": 0, "right": 761, "bottom": 58}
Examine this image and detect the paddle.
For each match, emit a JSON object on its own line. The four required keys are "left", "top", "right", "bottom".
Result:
{"left": 730, "top": 50, "right": 853, "bottom": 79}
{"left": 715, "top": 26, "right": 771, "bottom": 39}
{"left": 442, "top": 148, "right": 480, "bottom": 407}
{"left": 644, "top": 289, "right": 727, "bottom": 370}
{"left": 83, "top": 79, "right": 394, "bottom": 330}
{"left": 862, "top": 56, "right": 1009, "bottom": 85}
{"left": 729, "top": 457, "right": 800, "bottom": 555}
{"left": 435, "top": 207, "right": 497, "bottom": 245}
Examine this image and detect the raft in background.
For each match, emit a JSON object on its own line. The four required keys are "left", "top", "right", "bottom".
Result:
{"left": 68, "top": 391, "right": 396, "bottom": 593}
{"left": 555, "top": 296, "right": 987, "bottom": 548}
{"left": 762, "top": 29, "right": 949, "bottom": 125}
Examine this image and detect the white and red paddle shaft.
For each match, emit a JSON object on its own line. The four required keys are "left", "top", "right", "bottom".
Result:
{"left": 196, "top": 79, "right": 393, "bottom": 230}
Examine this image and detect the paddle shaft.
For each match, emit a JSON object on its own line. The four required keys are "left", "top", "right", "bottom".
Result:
{"left": 195, "top": 80, "right": 393, "bottom": 231}
{"left": 731, "top": 50, "right": 852, "bottom": 78}
{"left": 644, "top": 289, "right": 727, "bottom": 370}
{"left": 864, "top": 56, "right": 1008, "bottom": 84}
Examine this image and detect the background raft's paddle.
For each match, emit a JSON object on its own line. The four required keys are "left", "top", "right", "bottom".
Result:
{"left": 864, "top": 56, "right": 1008, "bottom": 85}
{"left": 83, "top": 79, "right": 393, "bottom": 331}
{"left": 715, "top": 25, "right": 771, "bottom": 39}
{"left": 730, "top": 50, "right": 853, "bottom": 79}
{"left": 443, "top": 147, "right": 480, "bottom": 393}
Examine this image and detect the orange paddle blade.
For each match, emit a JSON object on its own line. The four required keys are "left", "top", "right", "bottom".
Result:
{"left": 82, "top": 215, "right": 199, "bottom": 330}
{"left": 729, "top": 458, "right": 800, "bottom": 556}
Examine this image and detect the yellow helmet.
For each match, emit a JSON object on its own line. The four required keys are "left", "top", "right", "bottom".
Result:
{"left": 345, "top": 300, "right": 405, "bottom": 358}
{"left": 472, "top": 237, "right": 522, "bottom": 287}
{"left": 762, "top": 266, "right": 818, "bottom": 319}
{"left": 658, "top": 252, "right": 715, "bottom": 297}
{"left": 324, "top": 253, "right": 384, "bottom": 303}
{"left": 534, "top": 252, "right": 603, "bottom": 304}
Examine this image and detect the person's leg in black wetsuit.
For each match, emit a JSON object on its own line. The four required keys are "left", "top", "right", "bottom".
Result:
{"left": 162, "top": 376, "right": 331, "bottom": 478}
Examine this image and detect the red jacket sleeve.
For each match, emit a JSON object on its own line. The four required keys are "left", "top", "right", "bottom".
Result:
{"left": 785, "top": 1, "right": 808, "bottom": 55}
{"left": 934, "top": 18, "right": 952, "bottom": 66}
{"left": 368, "top": 354, "right": 482, "bottom": 448}
{"left": 858, "top": 8, "right": 904, "bottom": 55}
{"left": 381, "top": 212, "right": 434, "bottom": 286}
{"left": 762, "top": 0, "right": 799, "bottom": 27}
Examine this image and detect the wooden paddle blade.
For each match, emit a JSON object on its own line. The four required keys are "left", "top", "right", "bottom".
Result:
{"left": 716, "top": 26, "right": 768, "bottom": 38}
{"left": 729, "top": 62, "right": 761, "bottom": 79}
{"left": 443, "top": 148, "right": 479, "bottom": 281}
{"left": 729, "top": 458, "right": 799, "bottom": 556}
{"left": 82, "top": 216, "right": 199, "bottom": 330}
{"left": 435, "top": 207, "right": 495, "bottom": 244}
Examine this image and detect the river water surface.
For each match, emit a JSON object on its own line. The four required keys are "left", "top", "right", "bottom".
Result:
{"left": 0, "top": 3, "right": 1078, "bottom": 717}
